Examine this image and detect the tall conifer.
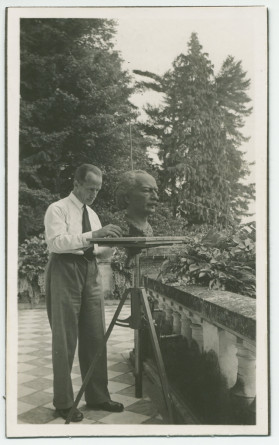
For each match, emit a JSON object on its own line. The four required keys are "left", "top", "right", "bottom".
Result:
{"left": 135, "top": 33, "right": 254, "bottom": 226}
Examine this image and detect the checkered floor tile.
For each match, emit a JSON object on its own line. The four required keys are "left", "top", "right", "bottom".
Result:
{"left": 17, "top": 305, "right": 164, "bottom": 424}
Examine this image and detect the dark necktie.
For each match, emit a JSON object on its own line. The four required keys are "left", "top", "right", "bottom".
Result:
{"left": 82, "top": 205, "right": 94, "bottom": 259}
{"left": 82, "top": 204, "right": 92, "bottom": 233}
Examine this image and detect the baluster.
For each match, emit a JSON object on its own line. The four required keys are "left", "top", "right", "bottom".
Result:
{"left": 203, "top": 320, "right": 219, "bottom": 355}
{"left": 218, "top": 329, "right": 238, "bottom": 389}
{"left": 172, "top": 308, "right": 181, "bottom": 335}
{"left": 157, "top": 295, "right": 165, "bottom": 312}
{"left": 164, "top": 301, "right": 173, "bottom": 321}
{"left": 164, "top": 300, "right": 173, "bottom": 334}
{"left": 189, "top": 314, "right": 203, "bottom": 352}
{"left": 231, "top": 339, "right": 256, "bottom": 403}
{"left": 150, "top": 294, "right": 164, "bottom": 330}
{"left": 181, "top": 309, "right": 192, "bottom": 344}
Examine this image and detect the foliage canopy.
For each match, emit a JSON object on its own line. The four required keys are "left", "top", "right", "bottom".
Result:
{"left": 135, "top": 32, "right": 254, "bottom": 226}
{"left": 19, "top": 18, "right": 152, "bottom": 240}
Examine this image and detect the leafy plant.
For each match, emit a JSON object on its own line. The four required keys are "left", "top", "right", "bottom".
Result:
{"left": 18, "top": 233, "right": 49, "bottom": 281}
{"left": 110, "top": 247, "right": 131, "bottom": 274}
{"left": 158, "top": 222, "right": 256, "bottom": 298}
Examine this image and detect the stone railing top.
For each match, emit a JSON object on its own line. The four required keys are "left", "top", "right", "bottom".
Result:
{"left": 144, "top": 276, "right": 256, "bottom": 342}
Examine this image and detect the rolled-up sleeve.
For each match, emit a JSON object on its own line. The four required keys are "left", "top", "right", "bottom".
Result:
{"left": 44, "top": 204, "right": 91, "bottom": 253}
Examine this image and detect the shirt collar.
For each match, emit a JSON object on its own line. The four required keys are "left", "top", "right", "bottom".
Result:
{"left": 69, "top": 191, "right": 84, "bottom": 210}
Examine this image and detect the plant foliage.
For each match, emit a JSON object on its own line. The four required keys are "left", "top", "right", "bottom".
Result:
{"left": 18, "top": 234, "right": 49, "bottom": 282}
{"left": 158, "top": 222, "right": 256, "bottom": 298}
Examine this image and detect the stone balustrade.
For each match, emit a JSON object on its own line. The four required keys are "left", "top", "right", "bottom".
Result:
{"left": 143, "top": 276, "right": 256, "bottom": 424}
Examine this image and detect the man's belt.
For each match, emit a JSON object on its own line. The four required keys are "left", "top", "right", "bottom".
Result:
{"left": 83, "top": 247, "right": 95, "bottom": 261}
{"left": 52, "top": 249, "right": 95, "bottom": 262}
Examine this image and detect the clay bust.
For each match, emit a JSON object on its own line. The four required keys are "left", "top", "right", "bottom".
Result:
{"left": 115, "top": 170, "right": 159, "bottom": 236}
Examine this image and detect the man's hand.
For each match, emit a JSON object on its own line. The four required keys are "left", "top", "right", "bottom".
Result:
{"left": 92, "top": 224, "right": 123, "bottom": 238}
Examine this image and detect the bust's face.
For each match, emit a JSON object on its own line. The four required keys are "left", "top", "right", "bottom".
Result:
{"left": 127, "top": 173, "right": 159, "bottom": 217}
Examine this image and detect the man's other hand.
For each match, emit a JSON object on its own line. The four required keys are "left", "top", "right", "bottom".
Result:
{"left": 92, "top": 224, "right": 123, "bottom": 238}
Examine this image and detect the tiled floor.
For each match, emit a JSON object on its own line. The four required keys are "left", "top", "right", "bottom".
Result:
{"left": 17, "top": 304, "right": 164, "bottom": 424}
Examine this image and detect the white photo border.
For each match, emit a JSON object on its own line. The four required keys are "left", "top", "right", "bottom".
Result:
{"left": 5, "top": 4, "right": 268, "bottom": 439}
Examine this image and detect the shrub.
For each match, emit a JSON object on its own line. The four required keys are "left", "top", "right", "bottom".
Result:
{"left": 18, "top": 234, "right": 49, "bottom": 304}
{"left": 110, "top": 247, "right": 133, "bottom": 299}
{"left": 158, "top": 222, "right": 256, "bottom": 298}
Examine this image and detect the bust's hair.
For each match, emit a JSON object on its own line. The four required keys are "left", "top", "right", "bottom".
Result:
{"left": 74, "top": 164, "right": 102, "bottom": 183}
{"left": 115, "top": 170, "right": 152, "bottom": 210}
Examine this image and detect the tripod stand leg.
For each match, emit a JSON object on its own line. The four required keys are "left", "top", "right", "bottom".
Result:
{"left": 130, "top": 288, "right": 143, "bottom": 397}
{"left": 141, "top": 288, "right": 174, "bottom": 424}
{"left": 134, "top": 329, "right": 142, "bottom": 397}
{"left": 65, "top": 288, "right": 130, "bottom": 424}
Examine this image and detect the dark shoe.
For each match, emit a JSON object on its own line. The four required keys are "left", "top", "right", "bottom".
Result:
{"left": 56, "top": 407, "right": 84, "bottom": 422}
{"left": 87, "top": 400, "right": 124, "bottom": 413}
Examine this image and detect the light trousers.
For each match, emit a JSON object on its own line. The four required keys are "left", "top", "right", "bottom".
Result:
{"left": 45, "top": 253, "right": 110, "bottom": 409}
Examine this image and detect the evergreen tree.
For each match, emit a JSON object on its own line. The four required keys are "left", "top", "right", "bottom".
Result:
{"left": 135, "top": 33, "right": 254, "bottom": 226}
{"left": 20, "top": 18, "right": 150, "bottom": 240}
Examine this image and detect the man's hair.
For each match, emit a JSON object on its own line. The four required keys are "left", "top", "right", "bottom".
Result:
{"left": 74, "top": 164, "right": 102, "bottom": 183}
{"left": 115, "top": 170, "right": 152, "bottom": 210}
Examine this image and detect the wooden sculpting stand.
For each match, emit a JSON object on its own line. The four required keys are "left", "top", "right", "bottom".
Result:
{"left": 65, "top": 237, "right": 186, "bottom": 424}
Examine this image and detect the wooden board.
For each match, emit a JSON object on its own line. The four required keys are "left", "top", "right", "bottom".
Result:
{"left": 86, "top": 236, "right": 187, "bottom": 248}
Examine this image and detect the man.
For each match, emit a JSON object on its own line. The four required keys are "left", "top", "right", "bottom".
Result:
{"left": 44, "top": 164, "right": 124, "bottom": 422}
{"left": 115, "top": 170, "right": 159, "bottom": 236}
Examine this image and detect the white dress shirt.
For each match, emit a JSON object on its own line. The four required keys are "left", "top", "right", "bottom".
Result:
{"left": 44, "top": 192, "right": 103, "bottom": 256}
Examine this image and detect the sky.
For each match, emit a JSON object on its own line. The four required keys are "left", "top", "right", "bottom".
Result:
{"left": 110, "top": 7, "right": 266, "bottom": 181}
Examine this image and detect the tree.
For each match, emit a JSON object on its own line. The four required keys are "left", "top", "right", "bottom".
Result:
{"left": 134, "top": 33, "right": 254, "bottom": 226}
{"left": 19, "top": 18, "right": 151, "bottom": 240}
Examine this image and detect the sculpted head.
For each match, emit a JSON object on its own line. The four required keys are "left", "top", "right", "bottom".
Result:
{"left": 115, "top": 170, "right": 159, "bottom": 222}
